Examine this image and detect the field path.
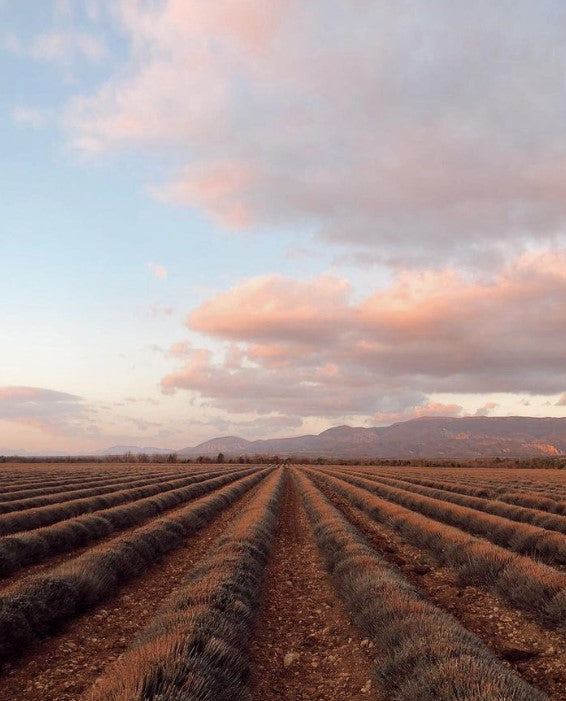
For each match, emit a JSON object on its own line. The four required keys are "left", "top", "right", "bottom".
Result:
{"left": 248, "top": 468, "right": 379, "bottom": 701}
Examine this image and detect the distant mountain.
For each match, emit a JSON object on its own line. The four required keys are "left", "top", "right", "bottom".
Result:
{"left": 95, "top": 445, "right": 175, "bottom": 456}
{"left": 4, "top": 417, "right": 566, "bottom": 459}
{"left": 178, "top": 417, "right": 566, "bottom": 459}
{"left": 0, "top": 445, "right": 175, "bottom": 458}
{"left": 182, "top": 436, "right": 253, "bottom": 455}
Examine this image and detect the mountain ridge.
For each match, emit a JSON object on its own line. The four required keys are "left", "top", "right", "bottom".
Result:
{"left": 177, "top": 416, "right": 566, "bottom": 458}
{"left": 3, "top": 416, "right": 566, "bottom": 458}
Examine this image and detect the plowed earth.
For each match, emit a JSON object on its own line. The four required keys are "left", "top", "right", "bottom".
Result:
{"left": 0, "top": 462, "right": 563, "bottom": 700}
{"left": 314, "top": 478, "right": 566, "bottom": 700}
{"left": 0, "top": 477, "right": 264, "bottom": 701}
{"left": 249, "top": 473, "right": 378, "bottom": 701}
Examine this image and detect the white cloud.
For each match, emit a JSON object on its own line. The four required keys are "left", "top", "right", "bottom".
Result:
{"left": 148, "top": 262, "right": 167, "bottom": 279}
{"left": 67, "top": 0, "right": 566, "bottom": 267}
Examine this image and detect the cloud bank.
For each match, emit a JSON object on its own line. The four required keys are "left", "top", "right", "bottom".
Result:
{"left": 162, "top": 250, "right": 566, "bottom": 420}
{"left": 68, "top": 0, "right": 566, "bottom": 266}
{"left": 0, "top": 386, "right": 85, "bottom": 434}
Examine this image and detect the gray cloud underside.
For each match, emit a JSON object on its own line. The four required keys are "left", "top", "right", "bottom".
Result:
{"left": 162, "top": 251, "right": 566, "bottom": 418}
{"left": 68, "top": 1, "right": 566, "bottom": 267}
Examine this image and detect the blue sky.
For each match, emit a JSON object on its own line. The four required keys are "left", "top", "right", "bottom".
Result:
{"left": 1, "top": 1, "right": 566, "bottom": 452}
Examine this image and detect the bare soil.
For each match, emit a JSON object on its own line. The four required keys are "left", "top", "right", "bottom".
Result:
{"left": 0, "top": 463, "right": 564, "bottom": 700}
{"left": 0, "top": 473, "right": 244, "bottom": 592}
{"left": 249, "top": 471, "right": 380, "bottom": 701}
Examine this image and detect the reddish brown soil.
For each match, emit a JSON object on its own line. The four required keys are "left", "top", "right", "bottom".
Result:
{"left": 0, "top": 463, "right": 564, "bottom": 700}
{"left": 315, "top": 478, "right": 566, "bottom": 701}
{"left": 0, "top": 472, "right": 246, "bottom": 591}
{"left": 248, "top": 471, "right": 380, "bottom": 701}
{"left": 0, "top": 482, "right": 262, "bottom": 701}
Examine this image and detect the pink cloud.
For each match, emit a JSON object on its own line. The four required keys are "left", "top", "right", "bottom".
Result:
{"left": 190, "top": 274, "right": 350, "bottom": 343}
{"left": 148, "top": 262, "right": 167, "bottom": 279}
{"left": 0, "top": 388, "right": 186, "bottom": 453}
{"left": 162, "top": 250, "right": 566, "bottom": 418}
{"left": 0, "top": 386, "right": 85, "bottom": 436}
{"left": 153, "top": 161, "right": 259, "bottom": 230}
{"left": 68, "top": 1, "right": 566, "bottom": 265}
{"left": 161, "top": 349, "right": 382, "bottom": 416}
{"left": 0, "top": 386, "right": 80, "bottom": 403}
{"left": 374, "top": 402, "right": 464, "bottom": 425}
{"left": 474, "top": 402, "right": 499, "bottom": 417}
{"left": 168, "top": 341, "right": 192, "bottom": 358}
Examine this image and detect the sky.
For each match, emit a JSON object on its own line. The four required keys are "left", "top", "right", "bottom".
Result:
{"left": 1, "top": 0, "right": 566, "bottom": 453}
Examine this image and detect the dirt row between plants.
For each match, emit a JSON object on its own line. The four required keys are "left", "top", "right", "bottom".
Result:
{"left": 248, "top": 471, "right": 379, "bottom": 701}
{"left": 0, "top": 471, "right": 249, "bottom": 592}
{"left": 314, "top": 477, "right": 566, "bottom": 701}
{"left": 0, "top": 480, "right": 265, "bottom": 701}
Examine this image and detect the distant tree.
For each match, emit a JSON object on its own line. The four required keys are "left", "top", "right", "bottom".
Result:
{"left": 217, "top": 452, "right": 225, "bottom": 463}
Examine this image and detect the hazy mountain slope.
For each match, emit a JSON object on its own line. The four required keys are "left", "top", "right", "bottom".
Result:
{"left": 177, "top": 417, "right": 566, "bottom": 458}
{"left": 95, "top": 445, "right": 175, "bottom": 456}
